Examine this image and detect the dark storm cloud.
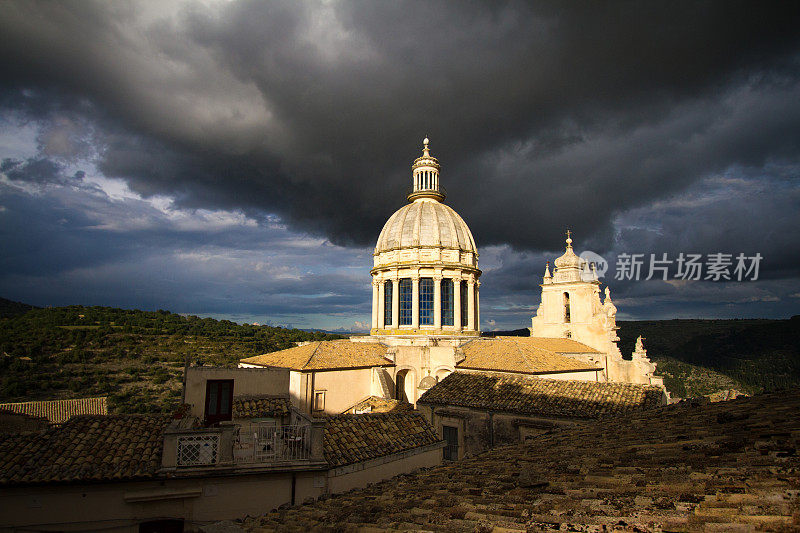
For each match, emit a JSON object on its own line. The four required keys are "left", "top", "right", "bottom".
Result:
{"left": 1, "top": 1, "right": 800, "bottom": 327}
{"left": 0, "top": 172, "right": 371, "bottom": 327}
{"left": 1, "top": 1, "right": 799, "bottom": 250}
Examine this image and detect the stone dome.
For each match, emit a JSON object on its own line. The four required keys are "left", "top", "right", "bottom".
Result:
{"left": 375, "top": 200, "right": 477, "bottom": 254}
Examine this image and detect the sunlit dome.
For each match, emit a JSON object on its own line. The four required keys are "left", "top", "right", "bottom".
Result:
{"left": 369, "top": 138, "right": 481, "bottom": 337}
{"left": 374, "top": 201, "right": 477, "bottom": 255}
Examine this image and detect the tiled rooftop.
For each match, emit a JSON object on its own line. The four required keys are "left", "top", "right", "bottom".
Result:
{"left": 457, "top": 337, "right": 601, "bottom": 375}
{"left": 324, "top": 412, "right": 441, "bottom": 468}
{"left": 244, "top": 389, "right": 800, "bottom": 532}
{"left": 0, "top": 397, "right": 107, "bottom": 425}
{"left": 419, "top": 372, "right": 665, "bottom": 419}
{"left": 0, "top": 415, "right": 170, "bottom": 485}
{"left": 526, "top": 336, "right": 601, "bottom": 354}
{"left": 233, "top": 396, "right": 291, "bottom": 419}
{"left": 240, "top": 340, "right": 393, "bottom": 371}
{"left": 344, "top": 396, "right": 413, "bottom": 415}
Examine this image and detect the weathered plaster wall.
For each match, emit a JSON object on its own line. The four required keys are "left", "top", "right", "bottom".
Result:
{"left": 312, "top": 368, "right": 376, "bottom": 415}
{"left": 0, "top": 472, "right": 323, "bottom": 532}
{"left": 184, "top": 367, "right": 290, "bottom": 419}
{"left": 419, "top": 403, "right": 581, "bottom": 458}
{"left": 327, "top": 446, "right": 443, "bottom": 494}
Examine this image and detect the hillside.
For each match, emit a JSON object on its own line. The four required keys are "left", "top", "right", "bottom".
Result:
{"left": 618, "top": 317, "right": 800, "bottom": 397}
{"left": 0, "top": 304, "right": 343, "bottom": 413}
{"left": 0, "top": 297, "right": 36, "bottom": 319}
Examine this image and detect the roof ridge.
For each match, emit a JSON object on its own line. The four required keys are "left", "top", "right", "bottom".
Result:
{"left": 510, "top": 337, "right": 536, "bottom": 374}
{"left": 302, "top": 341, "right": 324, "bottom": 370}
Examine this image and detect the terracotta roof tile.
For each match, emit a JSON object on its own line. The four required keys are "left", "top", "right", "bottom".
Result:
{"left": 344, "top": 396, "right": 413, "bottom": 415}
{"left": 526, "top": 336, "right": 601, "bottom": 353}
{"left": 0, "top": 397, "right": 107, "bottom": 425}
{"left": 0, "top": 415, "right": 170, "bottom": 485}
{"left": 233, "top": 396, "right": 291, "bottom": 418}
{"left": 240, "top": 340, "right": 393, "bottom": 371}
{"left": 418, "top": 372, "right": 664, "bottom": 419}
{"left": 243, "top": 389, "right": 800, "bottom": 532}
{"left": 457, "top": 337, "right": 601, "bottom": 374}
{"left": 324, "top": 412, "right": 441, "bottom": 468}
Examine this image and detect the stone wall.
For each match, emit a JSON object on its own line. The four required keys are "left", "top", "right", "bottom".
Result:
{"left": 418, "top": 403, "right": 580, "bottom": 458}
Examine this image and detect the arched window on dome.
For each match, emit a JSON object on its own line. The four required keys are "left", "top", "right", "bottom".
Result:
{"left": 441, "top": 279, "right": 454, "bottom": 326}
{"left": 460, "top": 282, "right": 469, "bottom": 327}
{"left": 399, "top": 279, "right": 412, "bottom": 325}
{"left": 419, "top": 278, "right": 434, "bottom": 325}
{"left": 383, "top": 281, "right": 393, "bottom": 328}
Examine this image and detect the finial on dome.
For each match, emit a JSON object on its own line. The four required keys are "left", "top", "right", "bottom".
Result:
{"left": 565, "top": 229, "right": 573, "bottom": 248}
{"left": 423, "top": 137, "right": 430, "bottom": 156}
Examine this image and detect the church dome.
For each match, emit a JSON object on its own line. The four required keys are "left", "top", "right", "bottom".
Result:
{"left": 375, "top": 200, "right": 477, "bottom": 254}
{"left": 369, "top": 138, "right": 481, "bottom": 337}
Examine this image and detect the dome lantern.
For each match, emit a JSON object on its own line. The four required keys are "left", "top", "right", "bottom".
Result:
{"left": 408, "top": 137, "right": 445, "bottom": 202}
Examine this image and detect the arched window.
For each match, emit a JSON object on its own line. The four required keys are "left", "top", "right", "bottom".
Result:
{"left": 441, "top": 279, "right": 454, "bottom": 326}
{"left": 396, "top": 369, "right": 410, "bottom": 402}
{"left": 563, "top": 292, "right": 571, "bottom": 323}
{"left": 399, "top": 279, "right": 412, "bottom": 325}
{"left": 460, "top": 282, "right": 469, "bottom": 327}
{"left": 419, "top": 278, "right": 434, "bottom": 325}
{"left": 383, "top": 281, "right": 393, "bottom": 327}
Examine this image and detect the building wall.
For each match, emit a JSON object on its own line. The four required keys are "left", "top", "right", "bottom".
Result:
{"left": 0, "top": 448, "right": 443, "bottom": 532}
{"left": 184, "top": 367, "right": 291, "bottom": 419}
{"left": 391, "top": 345, "right": 458, "bottom": 404}
{"left": 312, "top": 368, "right": 378, "bottom": 415}
{"left": 418, "top": 403, "right": 581, "bottom": 458}
{"left": 327, "top": 446, "right": 442, "bottom": 494}
{"left": 0, "top": 472, "right": 323, "bottom": 533}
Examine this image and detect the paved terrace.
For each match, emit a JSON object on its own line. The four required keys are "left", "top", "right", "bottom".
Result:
{"left": 242, "top": 389, "right": 800, "bottom": 532}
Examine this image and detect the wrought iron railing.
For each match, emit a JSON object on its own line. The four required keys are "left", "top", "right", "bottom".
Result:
{"left": 234, "top": 424, "right": 310, "bottom": 463}
{"left": 176, "top": 434, "right": 219, "bottom": 466}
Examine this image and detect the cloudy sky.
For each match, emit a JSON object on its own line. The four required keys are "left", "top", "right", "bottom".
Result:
{"left": 1, "top": 1, "right": 799, "bottom": 331}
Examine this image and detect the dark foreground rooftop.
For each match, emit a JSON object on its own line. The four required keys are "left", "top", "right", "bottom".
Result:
{"left": 243, "top": 389, "right": 800, "bottom": 532}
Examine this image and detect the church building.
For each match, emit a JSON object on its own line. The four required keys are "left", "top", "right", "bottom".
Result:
{"left": 239, "top": 138, "right": 664, "bottom": 413}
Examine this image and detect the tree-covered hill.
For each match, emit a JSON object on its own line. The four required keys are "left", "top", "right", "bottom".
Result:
{"left": 618, "top": 317, "right": 800, "bottom": 397}
{"left": 0, "top": 297, "right": 36, "bottom": 318}
{"left": 0, "top": 304, "right": 343, "bottom": 413}
{"left": 484, "top": 318, "right": 800, "bottom": 398}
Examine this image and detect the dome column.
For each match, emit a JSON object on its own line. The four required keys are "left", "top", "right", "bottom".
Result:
{"left": 467, "top": 277, "right": 476, "bottom": 331}
{"left": 433, "top": 274, "right": 442, "bottom": 329}
{"left": 411, "top": 275, "right": 420, "bottom": 329}
{"left": 476, "top": 281, "right": 481, "bottom": 331}
{"left": 391, "top": 278, "right": 399, "bottom": 329}
{"left": 453, "top": 278, "right": 462, "bottom": 331}
{"left": 378, "top": 279, "right": 385, "bottom": 328}
{"left": 371, "top": 279, "right": 379, "bottom": 330}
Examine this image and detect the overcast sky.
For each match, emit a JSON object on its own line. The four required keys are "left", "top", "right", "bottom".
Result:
{"left": 1, "top": 1, "right": 799, "bottom": 331}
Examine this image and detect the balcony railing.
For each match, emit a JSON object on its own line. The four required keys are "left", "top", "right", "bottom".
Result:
{"left": 234, "top": 424, "right": 310, "bottom": 463}
{"left": 162, "top": 419, "right": 325, "bottom": 471}
{"left": 176, "top": 434, "right": 219, "bottom": 466}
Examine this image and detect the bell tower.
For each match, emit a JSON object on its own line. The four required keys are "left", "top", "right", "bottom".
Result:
{"left": 530, "top": 232, "right": 621, "bottom": 356}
